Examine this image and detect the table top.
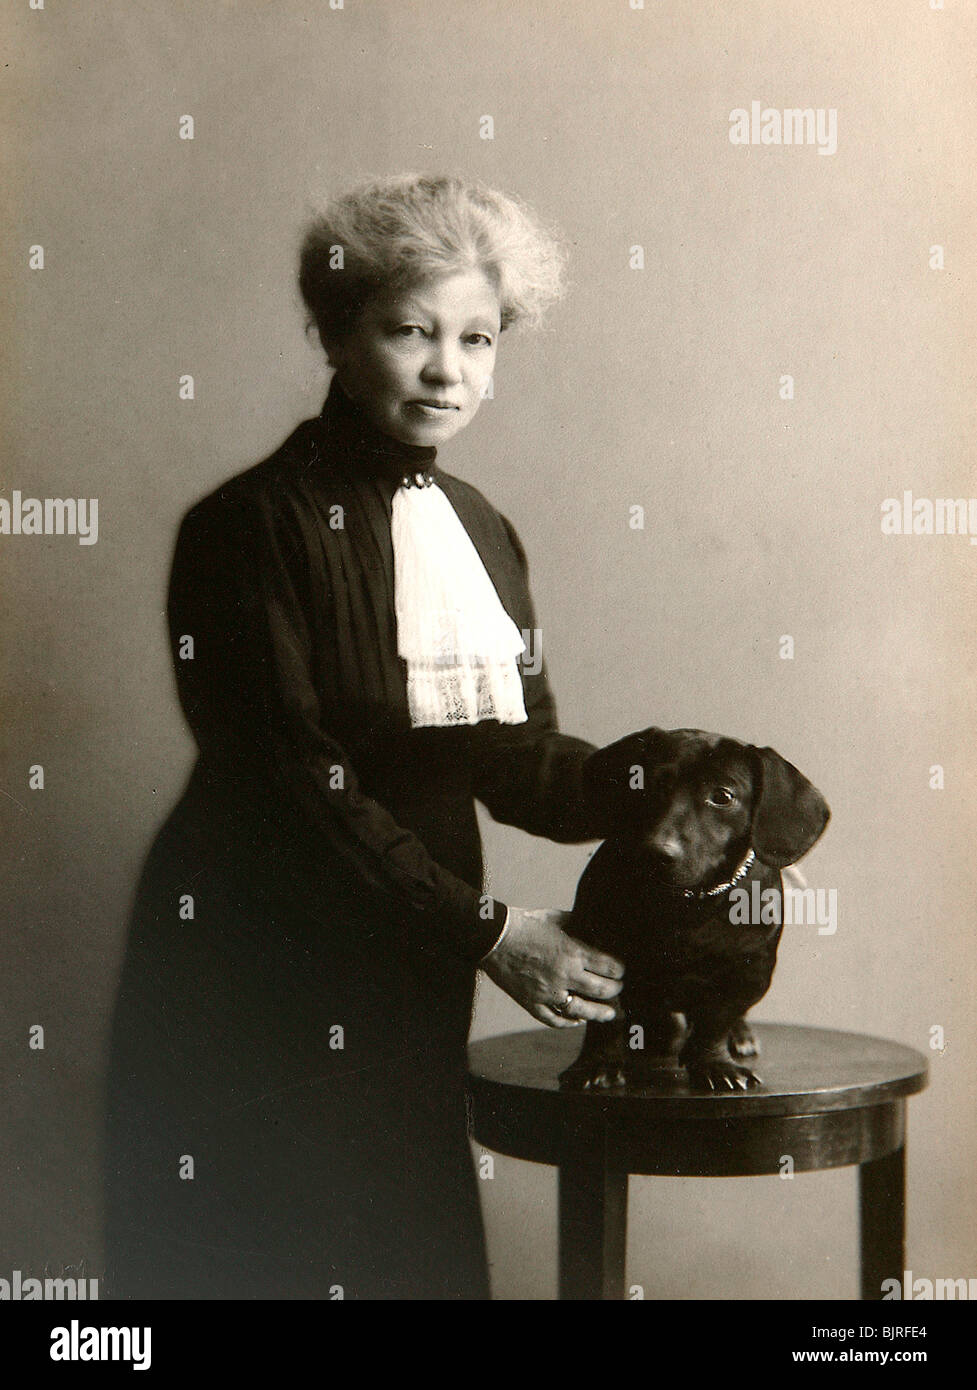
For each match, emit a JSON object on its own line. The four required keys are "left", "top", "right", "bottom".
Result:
{"left": 467, "top": 1023, "right": 929, "bottom": 1120}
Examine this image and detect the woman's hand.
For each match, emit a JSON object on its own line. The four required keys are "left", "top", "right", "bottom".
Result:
{"left": 480, "top": 907, "right": 625, "bottom": 1028}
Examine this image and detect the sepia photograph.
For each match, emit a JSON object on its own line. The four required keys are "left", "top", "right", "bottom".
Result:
{"left": 2, "top": 0, "right": 974, "bottom": 1350}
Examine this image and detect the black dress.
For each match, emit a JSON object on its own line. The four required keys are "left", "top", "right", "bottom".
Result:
{"left": 103, "top": 378, "right": 600, "bottom": 1300}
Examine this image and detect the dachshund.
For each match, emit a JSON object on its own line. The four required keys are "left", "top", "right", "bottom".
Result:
{"left": 561, "top": 728, "right": 830, "bottom": 1092}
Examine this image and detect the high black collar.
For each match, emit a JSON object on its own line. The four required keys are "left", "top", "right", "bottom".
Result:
{"left": 317, "top": 376, "right": 439, "bottom": 487}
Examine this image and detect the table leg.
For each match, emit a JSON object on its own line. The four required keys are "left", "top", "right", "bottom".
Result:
{"left": 558, "top": 1153, "right": 628, "bottom": 1300}
{"left": 859, "top": 1141, "right": 905, "bottom": 1300}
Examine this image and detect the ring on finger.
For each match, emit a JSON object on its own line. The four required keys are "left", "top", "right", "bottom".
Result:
{"left": 554, "top": 990, "right": 575, "bottom": 1017}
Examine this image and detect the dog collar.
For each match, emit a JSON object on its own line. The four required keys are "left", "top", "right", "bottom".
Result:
{"left": 678, "top": 848, "right": 756, "bottom": 901}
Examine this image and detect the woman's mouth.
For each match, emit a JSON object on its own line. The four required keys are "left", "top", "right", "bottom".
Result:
{"left": 407, "top": 400, "right": 460, "bottom": 416}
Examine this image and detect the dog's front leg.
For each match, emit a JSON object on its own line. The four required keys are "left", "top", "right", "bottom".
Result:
{"left": 558, "top": 1004, "right": 628, "bottom": 1090}
{"left": 727, "top": 1016, "right": 759, "bottom": 1059}
{"left": 680, "top": 1004, "right": 763, "bottom": 1091}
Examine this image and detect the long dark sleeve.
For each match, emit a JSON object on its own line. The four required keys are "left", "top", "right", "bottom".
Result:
{"left": 470, "top": 514, "right": 601, "bottom": 843}
{"left": 168, "top": 481, "right": 505, "bottom": 963}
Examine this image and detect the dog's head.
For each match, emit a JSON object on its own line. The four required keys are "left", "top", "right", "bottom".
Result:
{"left": 584, "top": 727, "right": 830, "bottom": 888}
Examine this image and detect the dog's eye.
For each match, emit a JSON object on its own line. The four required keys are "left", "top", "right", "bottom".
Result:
{"left": 706, "top": 787, "right": 736, "bottom": 807}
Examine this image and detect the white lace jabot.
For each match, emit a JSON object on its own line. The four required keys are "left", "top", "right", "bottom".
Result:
{"left": 391, "top": 478, "right": 528, "bottom": 729}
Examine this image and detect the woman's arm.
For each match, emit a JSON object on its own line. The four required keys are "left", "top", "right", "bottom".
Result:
{"left": 168, "top": 479, "right": 506, "bottom": 963}
{"left": 464, "top": 511, "right": 626, "bottom": 1018}
{"left": 470, "top": 512, "right": 601, "bottom": 843}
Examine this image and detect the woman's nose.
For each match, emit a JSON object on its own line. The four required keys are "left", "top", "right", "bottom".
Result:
{"left": 421, "top": 342, "right": 463, "bottom": 384}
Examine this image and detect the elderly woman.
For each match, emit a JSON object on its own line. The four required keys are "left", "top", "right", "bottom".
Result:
{"left": 103, "top": 174, "right": 625, "bottom": 1301}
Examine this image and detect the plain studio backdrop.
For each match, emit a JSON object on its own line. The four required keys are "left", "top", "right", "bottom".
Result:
{"left": 2, "top": 1, "right": 974, "bottom": 1299}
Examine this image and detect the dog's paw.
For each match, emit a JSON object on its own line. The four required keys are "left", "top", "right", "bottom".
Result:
{"left": 727, "top": 1020, "right": 760, "bottom": 1060}
{"left": 683, "top": 1054, "right": 762, "bottom": 1092}
{"left": 559, "top": 1061, "right": 628, "bottom": 1091}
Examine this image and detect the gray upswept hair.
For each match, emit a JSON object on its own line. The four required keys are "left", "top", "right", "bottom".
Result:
{"left": 299, "top": 173, "right": 567, "bottom": 342}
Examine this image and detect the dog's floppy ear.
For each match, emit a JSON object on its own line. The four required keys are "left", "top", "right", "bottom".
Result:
{"left": 749, "top": 747, "right": 830, "bottom": 867}
{"left": 583, "top": 727, "right": 682, "bottom": 836}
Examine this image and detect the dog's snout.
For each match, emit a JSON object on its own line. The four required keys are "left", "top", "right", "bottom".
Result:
{"left": 649, "top": 826, "right": 684, "bottom": 861}
{"left": 644, "top": 790, "right": 695, "bottom": 865}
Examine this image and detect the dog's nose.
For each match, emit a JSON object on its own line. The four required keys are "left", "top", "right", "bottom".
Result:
{"left": 650, "top": 830, "right": 684, "bottom": 861}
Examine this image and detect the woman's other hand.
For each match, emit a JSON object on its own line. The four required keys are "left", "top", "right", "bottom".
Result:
{"left": 480, "top": 907, "right": 624, "bottom": 1028}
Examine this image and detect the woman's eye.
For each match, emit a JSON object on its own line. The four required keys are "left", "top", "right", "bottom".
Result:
{"left": 706, "top": 788, "right": 735, "bottom": 807}
{"left": 394, "top": 324, "right": 424, "bottom": 337}
{"left": 465, "top": 333, "right": 493, "bottom": 347}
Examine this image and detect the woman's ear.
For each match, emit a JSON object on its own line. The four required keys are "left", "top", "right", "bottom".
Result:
{"left": 318, "top": 328, "right": 345, "bottom": 369}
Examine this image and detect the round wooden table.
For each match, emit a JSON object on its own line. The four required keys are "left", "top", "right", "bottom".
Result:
{"left": 466, "top": 1023, "right": 928, "bottom": 1300}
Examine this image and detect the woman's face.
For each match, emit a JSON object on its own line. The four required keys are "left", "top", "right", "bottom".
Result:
{"left": 325, "top": 268, "right": 501, "bottom": 447}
